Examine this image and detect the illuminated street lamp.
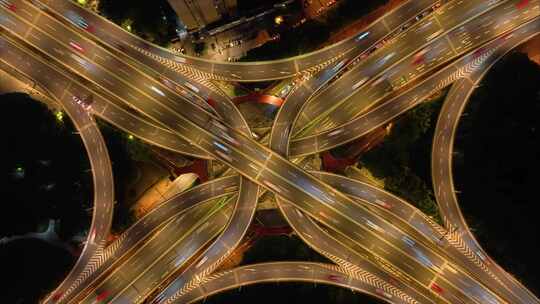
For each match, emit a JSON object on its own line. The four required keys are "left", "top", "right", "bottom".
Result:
{"left": 274, "top": 16, "right": 284, "bottom": 25}
{"left": 122, "top": 19, "right": 133, "bottom": 32}
{"left": 13, "top": 165, "right": 25, "bottom": 179}
{"left": 55, "top": 110, "right": 64, "bottom": 122}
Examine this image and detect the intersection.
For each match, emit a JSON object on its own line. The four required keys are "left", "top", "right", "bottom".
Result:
{"left": 1, "top": 0, "right": 539, "bottom": 303}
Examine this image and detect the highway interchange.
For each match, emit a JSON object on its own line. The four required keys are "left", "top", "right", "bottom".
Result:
{"left": 0, "top": 0, "right": 539, "bottom": 303}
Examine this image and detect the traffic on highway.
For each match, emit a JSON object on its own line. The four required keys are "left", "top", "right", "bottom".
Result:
{"left": 1, "top": 0, "right": 539, "bottom": 303}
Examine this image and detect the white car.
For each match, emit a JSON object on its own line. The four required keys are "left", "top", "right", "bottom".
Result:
{"left": 184, "top": 81, "right": 200, "bottom": 93}
{"left": 352, "top": 77, "right": 369, "bottom": 90}
{"left": 195, "top": 256, "right": 208, "bottom": 268}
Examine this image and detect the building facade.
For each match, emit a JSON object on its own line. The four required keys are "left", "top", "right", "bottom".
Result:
{"left": 302, "top": 0, "right": 338, "bottom": 18}
{"left": 168, "top": 0, "right": 237, "bottom": 32}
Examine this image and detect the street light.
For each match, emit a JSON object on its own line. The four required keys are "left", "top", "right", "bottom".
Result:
{"left": 55, "top": 110, "right": 64, "bottom": 122}
{"left": 14, "top": 166, "right": 25, "bottom": 179}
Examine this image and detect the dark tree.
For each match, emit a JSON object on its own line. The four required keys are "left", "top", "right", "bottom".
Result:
{"left": 98, "top": 0, "right": 177, "bottom": 46}
{"left": 0, "top": 93, "right": 91, "bottom": 239}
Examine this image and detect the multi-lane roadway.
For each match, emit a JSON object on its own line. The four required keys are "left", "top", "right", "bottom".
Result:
{"left": 1, "top": 0, "right": 539, "bottom": 303}
{"left": 36, "top": 0, "right": 444, "bottom": 81}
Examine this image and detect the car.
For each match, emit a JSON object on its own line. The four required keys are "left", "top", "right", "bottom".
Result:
{"left": 149, "top": 85, "right": 165, "bottom": 97}
{"left": 0, "top": 0, "right": 16, "bottom": 11}
{"left": 476, "top": 250, "right": 490, "bottom": 264}
{"left": 149, "top": 293, "right": 166, "bottom": 304}
{"left": 401, "top": 235, "right": 415, "bottom": 247}
{"left": 352, "top": 77, "right": 369, "bottom": 90}
{"left": 356, "top": 31, "right": 370, "bottom": 41}
{"left": 52, "top": 292, "right": 63, "bottom": 301}
{"left": 375, "top": 288, "right": 393, "bottom": 299}
{"left": 516, "top": 0, "right": 529, "bottom": 9}
{"left": 213, "top": 140, "right": 228, "bottom": 152}
{"left": 66, "top": 10, "right": 93, "bottom": 32}
{"left": 416, "top": 250, "right": 434, "bottom": 268}
{"left": 430, "top": 282, "right": 444, "bottom": 294}
{"left": 370, "top": 76, "right": 386, "bottom": 88}
{"left": 328, "top": 129, "right": 343, "bottom": 136}
{"left": 195, "top": 256, "right": 208, "bottom": 268}
{"left": 184, "top": 81, "right": 199, "bottom": 93}
{"left": 380, "top": 52, "right": 395, "bottom": 64}
{"left": 72, "top": 94, "right": 93, "bottom": 110}
{"left": 375, "top": 199, "right": 392, "bottom": 209}
{"left": 204, "top": 98, "right": 216, "bottom": 108}
{"left": 359, "top": 52, "right": 369, "bottom": 60}
{"left": 92, "top": 290, "right": 110, "bottom": 304}
{"left": 69, "top": 41, "right": 85, "bottom": 53}
{"left": 502, "top": 33, "right": 514, "bottom": 41}
{"left": 472, "top": 47, "right": 487, "bottom": 59}
{"left": 327, "top": 274, "right": 341, "bottom": 282}
{"left": 174, "top": 55, "right": 186, "bottom": 63}
{"left": 70, "top": 53, "right": 91, "bottom": 69}
{"left": 388, "top": 277, "right": 399, "bottom": 286}
{"left": 365, "top": 219, "right": 384, "bottom": 233}
{"left": 332, "top": 59, "right": 348, "bottom": 71}
{"left": 476, "top": 250, "right": 486, "bottom": 260}
{"left": 412, "top": 48, "right": 429, "bottom": 65}
{"left": 426, "top": 29, "right": 443, "bottom": 41}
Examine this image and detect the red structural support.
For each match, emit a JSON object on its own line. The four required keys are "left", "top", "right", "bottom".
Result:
{"left": 233, "top": 92, "right": 284, "bottom": 107}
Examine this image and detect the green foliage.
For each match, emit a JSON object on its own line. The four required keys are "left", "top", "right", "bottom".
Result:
{"left": 98, "top": 0, "right": 176, "bottom": 46}
{"left": 126, "top": 137, "right": 153, "bottom": 163}
{"left": 359, "top": 98, "right": 444, "bottom": 221}
{"left": 385, "top": 167, "right": 438, "bottom": 218}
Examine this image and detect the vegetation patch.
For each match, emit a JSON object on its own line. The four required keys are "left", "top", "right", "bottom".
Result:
{"left": 357, "top": 91, "right": 448, "bottom": 222}
{"left": 97, "top": 0, "right": 177, "bottom": 46}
